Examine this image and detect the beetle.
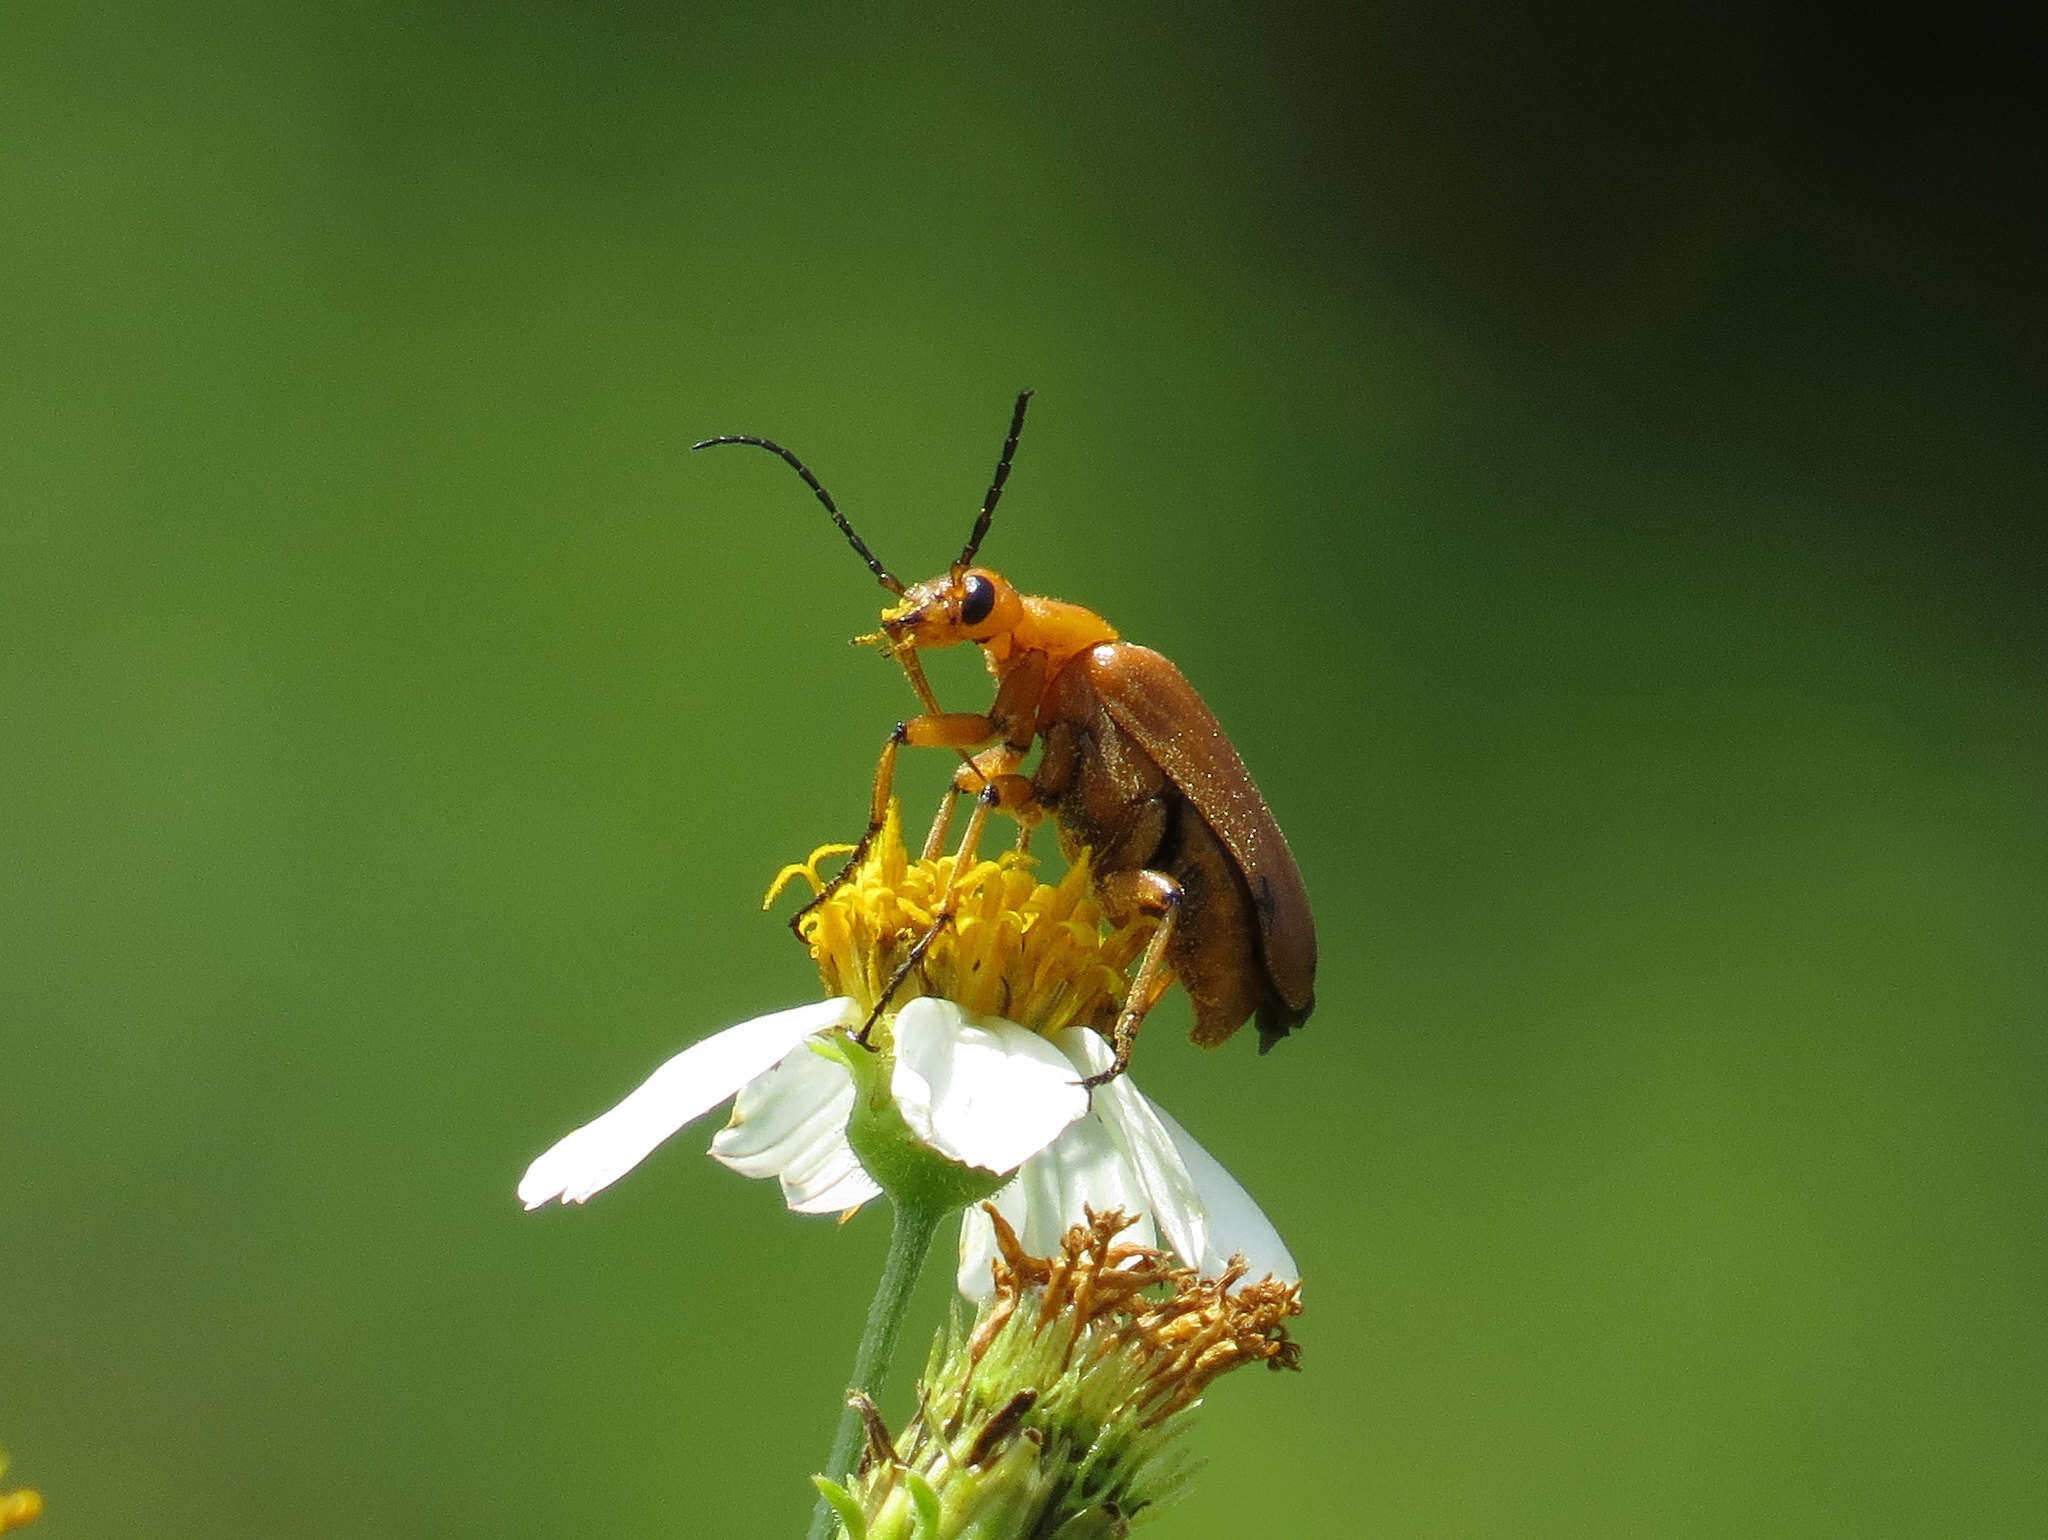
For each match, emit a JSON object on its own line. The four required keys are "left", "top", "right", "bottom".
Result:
{"left": 694, "top": 391, "right": 1315, "bottom": 1084}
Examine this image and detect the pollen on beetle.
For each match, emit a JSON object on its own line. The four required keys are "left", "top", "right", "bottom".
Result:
{"left": 766, "top": 803, "right": 1153, "bottom": 1039}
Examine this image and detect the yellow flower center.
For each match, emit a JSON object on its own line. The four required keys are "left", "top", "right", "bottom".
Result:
{"left": 766, "top": 803, "right": 1153, "bottom": 1039}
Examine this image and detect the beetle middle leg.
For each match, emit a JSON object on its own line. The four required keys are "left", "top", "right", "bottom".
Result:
{"left": 1080, "top": 868, "right": 1183, "bottom": 1088}
{"left": 922, "top": 741, "right": 1038, "bottom": 858}
{"left": 908, "top": 647, "right": 1045, "bottom": 858}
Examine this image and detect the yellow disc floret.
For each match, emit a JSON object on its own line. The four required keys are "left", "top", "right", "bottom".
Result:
{"left": 766, "top": 803, "right": 1152, "bottom": 1039}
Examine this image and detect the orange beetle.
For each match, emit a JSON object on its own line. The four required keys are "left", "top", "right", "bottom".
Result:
{"left": 696, "top": 392, "right": 1315, "bottom": 1084}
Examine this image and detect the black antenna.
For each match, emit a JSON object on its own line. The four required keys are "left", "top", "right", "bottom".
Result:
{"left": 956, "top": 389, "right": 1034, "bottom": 570}
{"left": 693, "top": 434, "right": 905, "bottom": 595}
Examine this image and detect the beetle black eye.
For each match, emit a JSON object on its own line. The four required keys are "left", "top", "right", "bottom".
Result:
{"left": 959, "top": 572, "right": 997, "bottom": 626}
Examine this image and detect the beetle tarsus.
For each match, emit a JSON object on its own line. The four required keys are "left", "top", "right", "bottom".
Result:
{"left": 787, "top": 821, "right": 879, "bottom": 937}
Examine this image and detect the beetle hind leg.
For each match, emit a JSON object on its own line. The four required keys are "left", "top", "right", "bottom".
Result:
{"left": 1081, "top": 868, "right": 1183, "bottom": 1089}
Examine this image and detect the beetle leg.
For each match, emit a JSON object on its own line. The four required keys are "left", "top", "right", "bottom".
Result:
{"left": 954, "top": 771, "right": 1038, "bottom": 857}
{"left": 855, "top": 786, "right": 999, "bottom": 1045}
{"left": 974, "top": 771, "right": 1043, "bottom": 844}
{"left": 902, "top": 714, "right": 1005, "bottom": 857}
{"left": 794, "top": 709, "right": 1000, "bottom": 933}
{"left": 1080, "top": 867, "right": 1184, "bottom": 1088}
{"left": 928, "top": 739, "right": 1033, "bottom": 857}
{"left": 936, "top": 765, "right": 1042, "bottom": 857}
{"left": 1000, "top": 778, "right": 1043, "bottom": 853}
{"left": 918, "top": 761, "right": 1037, "bottom": 892}
{"left": 920, "top": 649, "right": 1044, "bottom": 854}
{"left": 922, "top": 789, "right": 958, "bottom": 861}
{"left": 904, "top": 711, "right": 1004, "bottom": 751}
{"left": 789, "top": 724, "right": 908, "bottom": 936}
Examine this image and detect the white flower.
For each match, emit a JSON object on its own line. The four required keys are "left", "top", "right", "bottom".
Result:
{"left": 518, "top": 996, "right": 1295, "bottom": 1298}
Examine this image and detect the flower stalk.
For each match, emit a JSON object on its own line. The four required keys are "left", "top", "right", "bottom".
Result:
{"left": 805, "top": 1194, "right": 950, "bottom": 1540}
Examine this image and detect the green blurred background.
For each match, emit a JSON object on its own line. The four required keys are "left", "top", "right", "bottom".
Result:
{"left": 4, "top": 3, "right": 2043, "bottom": 1535}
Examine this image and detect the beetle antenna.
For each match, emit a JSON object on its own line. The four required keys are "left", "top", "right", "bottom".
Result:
{"left": 693, "top": 434, "right": 905, "bottom": 595}
{"left": 956, "top": 389, "right": 1034, "bottom": 570}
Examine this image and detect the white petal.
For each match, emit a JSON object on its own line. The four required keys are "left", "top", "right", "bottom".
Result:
{"left": 954, "top": 1186, "right": 1011, "bottom": 1296}
{"left": 518, "top": 998, "right": 858, "bottom": 1209}
{"left": 954, "top": 1104, "right": 1165, "bottom": 1298}
{"left": 1051, "top": 1028, "right": 1208, "bottom": 1267}
{"left": 710, "top": 1038, "right": 880, "bottom": 1214}
{"left": 779, "top": 1154, "right": 882, "bottom": 1215}
{"left": 1152, "top": 1100, "right": 1298, "bottom": 1284}
{"left": 893, "top": 998, "right": 1089, "bottom": 1173}
{"left": 708, "top": 1041, "right": 851, "bottom": 1176}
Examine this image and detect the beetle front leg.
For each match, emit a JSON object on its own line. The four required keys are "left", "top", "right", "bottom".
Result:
{"left": 1082, "top": 868, "right": 1184, "bottom": 1088}
{"left": 788, "top": 724, "right": 910, "bottom": 935}
{"left": 789, "top": 711, "right": 995, "bottom": 934}
{"left": 891, "top": 711, "right": 1004, "bottom": 858}
{"left": 856, "top": 785, "right": 1000, "bottom": 1045}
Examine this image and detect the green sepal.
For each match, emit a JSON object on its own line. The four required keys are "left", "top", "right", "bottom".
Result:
{"left": 906, "top": 1469, "right": 943, "bottom": 1536}
{"left": 812, "top": 1474, "right": 867, "bottom": 1540}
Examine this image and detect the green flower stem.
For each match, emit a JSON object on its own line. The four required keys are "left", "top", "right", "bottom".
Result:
{"left": 805, "top": 1195, "right": 949, "bottom": 1540}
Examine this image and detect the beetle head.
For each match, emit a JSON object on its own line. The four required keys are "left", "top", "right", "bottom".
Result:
{"left": 877, "top": 566, "right": 1024, "bottom": 652}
